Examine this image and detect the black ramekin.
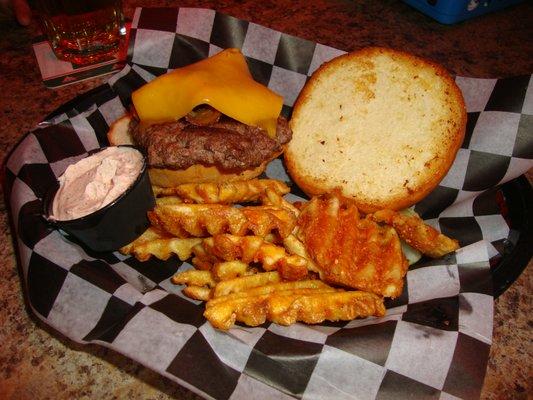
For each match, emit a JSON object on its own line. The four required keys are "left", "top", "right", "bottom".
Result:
{"left": 43, "top": 146, "right": 155, "bottom": 252}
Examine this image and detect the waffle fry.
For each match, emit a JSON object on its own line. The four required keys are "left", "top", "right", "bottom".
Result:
{"left": 172, "top": 269, "right": 216, "bottom": 301}
{"left": 139, "top": 238, "right": 202, "bottom": 261}
{"left": 155, "top": 196, "right": 183, "bottom": 205}
{"left": 213, "top": 271, "right": 281, "bottom": 297}
{"left": 190, "top": 242, "right": 218, "bottom": 270}
{"left": 204, "top": 288, "right": 385, "bottom": 330}
{"left": 171, "top": 269, "right": 217, "bottom": 287}
{"left": 210, "top": 279, "right": 333, "bottom": 305}
{"left": 151, "top": 203, "right": 296, "bottom": 238}
{"left": 183, "top": 286, "right": 212, "bottom": 301}
{"left": 154, "top": 179, "right": 290, "bottom": 204}
{"left": 197, "top": 234, "right": 309, "bottom": 280}
{"left": 371, "top": 209, "right": 459, "bottom": 258}
{"left": 148, "top": 210, "right": 189, "bottom": 238}
{"left": 152, "top": 186, "right": 169, "bottom": 197}
{"left": 260, "top": 187, "right": 300, "bottom": 216}
{"left": 126, "top": 177, "right": 458, "bottom": 330}
{"left": 282, "top": 234, "right": 320, "bottom": 274}
{"left": 120, "top": 228, "right": 203, "bottom": 261}
{"left": 120, "top": 227, "right": 167, "bottom": 255}
{"left": 297, "top": 192, "right": 408, "bottom": 298}
{"left": 212, "top": 260, "right": 251, "bottom": 280}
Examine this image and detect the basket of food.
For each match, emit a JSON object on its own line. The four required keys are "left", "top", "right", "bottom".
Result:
{"left": 6, "top": 7, "right": 532, "bottom": 399}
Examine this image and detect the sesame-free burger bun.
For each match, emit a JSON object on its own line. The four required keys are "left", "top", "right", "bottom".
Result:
{"left": 285, "top": 47, "right": 466, "bottom": 213}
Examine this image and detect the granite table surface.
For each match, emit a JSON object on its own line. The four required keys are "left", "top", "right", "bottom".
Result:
{"left": 0, "top": 1, "right": 531, "bottom": 399}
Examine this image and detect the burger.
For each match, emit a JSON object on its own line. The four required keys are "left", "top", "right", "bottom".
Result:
{"left": 108, "top": 48, "right": 291, "bottom": 187}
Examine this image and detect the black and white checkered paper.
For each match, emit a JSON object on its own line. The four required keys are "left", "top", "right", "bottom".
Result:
{"left": 6, "top": 8, "right": 533, "bottom": 400}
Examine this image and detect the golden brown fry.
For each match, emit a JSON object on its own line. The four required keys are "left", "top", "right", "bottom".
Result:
{"left": 120, "top": 227, "right": 167, "bottom": 255}
{"left": 151, "top": 203, "right": 296, "bottom": 238}
{"left": 243, "top": 206, "right": 296, "bottom": 238}
{"left": 191, "top": 242, "right": 218, "bottom": 271}
{"left": 277, "top": 257, "right": 309, "bottom": 281}
{"left": 155, "top": 179, "right": 290, "bottom": 204}
{"left": 204, "top": 289, "right": 385, "bottom": 330}
{"left": 283, "top": 234, "right": 320, "bottom": 274}
{"left": 263, "top": 232, "right": 281, "bottom": 244}
{"left": 212, "top": 260, "right": 250, "bottom": 281}
{"left": 260, "top": 187, "right": 300, "bottom": 217}
{"left": 137, "top": 238, "right": 202, "bottom": 261}
{"left": 120, "top": 227, "right": 203, "bottom": 261}
{"left": 209, "top": 279, "right": 333, "bottom": 306}
{"left": 148, "top": 210, "right": 189, "bottom": 238}
{"left": 213, "top": 271, "right": 281, "bottom": 297}
{"left": 197, "top": 235, "right": 309, "bottom": 280}
{"left": 149, "top": 204, "right": 243, "bottom": 237}
{"left": 206, "top": 288, "right": 337, "bottom": 329}
{"left": 171, "top": 269, "right": 217, "bottom": 287}
{"left": 155, "top": 196, "right": 183, "bottom": 205}
{"left": 152, "top": 186, "right": 167, "bottom": 197}
{"left": 297, "top": 191, "right": 408, "bottom": 298}
{"left": 371, "top": 209, "right": 460, "bottom": 258}
{"left": 182, "top": 285, "right": 212, "bottom": 301}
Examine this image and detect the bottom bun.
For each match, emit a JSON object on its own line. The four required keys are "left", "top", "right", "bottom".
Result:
{"left": 148, "top": 163, "right": 267, "bottom": 187}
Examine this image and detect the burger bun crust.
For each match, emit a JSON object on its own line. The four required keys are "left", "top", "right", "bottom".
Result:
{"left": 285, "top": 47, "right": 466, "bottom": 213}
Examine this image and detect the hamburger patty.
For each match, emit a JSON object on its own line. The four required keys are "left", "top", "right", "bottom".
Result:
{"left": 130, "top": 116, "right": 292, "bottom": 171}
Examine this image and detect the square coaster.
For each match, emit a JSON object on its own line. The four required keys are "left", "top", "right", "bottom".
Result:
{"left": 32, "top": 28, "right": 128, "bottom": 89}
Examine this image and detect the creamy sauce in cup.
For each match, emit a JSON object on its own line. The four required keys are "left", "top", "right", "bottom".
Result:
{"left": 51, "top": 147, "right": 144, "bottom": 221}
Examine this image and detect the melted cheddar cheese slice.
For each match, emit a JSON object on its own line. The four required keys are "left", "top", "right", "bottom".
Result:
{"left": 131, "top": 48, "right": 283, "bottom": 137}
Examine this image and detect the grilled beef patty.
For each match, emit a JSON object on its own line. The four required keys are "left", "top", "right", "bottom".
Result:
{"left": 130, "top": 116, "right": 292, "bottom": 171}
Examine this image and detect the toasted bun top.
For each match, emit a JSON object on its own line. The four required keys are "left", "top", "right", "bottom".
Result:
{"left": 285, "top": 47, "right": 466, "bottom": 213}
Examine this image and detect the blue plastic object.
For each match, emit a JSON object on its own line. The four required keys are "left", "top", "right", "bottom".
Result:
{"left": 402, "top": 0, "right": 524, "bottom": 24}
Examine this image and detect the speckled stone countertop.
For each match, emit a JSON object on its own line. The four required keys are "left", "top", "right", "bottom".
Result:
{"left": 0, "top": 1, "right": 531, "bottom": 399}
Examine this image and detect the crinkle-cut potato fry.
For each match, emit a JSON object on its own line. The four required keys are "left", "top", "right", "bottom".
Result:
{"left": 148, "top": 210, "right": 189, "bottom": 238}
{"left": 209, "top": 280, "right": 334, "bottom": 306}
{"left": 155, "top": 196, "right": 183, "bottom": 205}
{"left": 152, "top": 185, "right": 168, "bottom": 197}
{"left": 213, "top": 271, "right": 281, "bottom": 297}
{"left": 151, "top": 203, "right": 296, "bottom": 238}
{"left": 263, "top": 232, "right": 281, "bottom": 244}
{"left": 242, "top": 206, "right": 296, "bottom": 238}
{"left": 283, "top": 234, "right": 320, "bottom": 274}
{"left": 371, "top": 209, "right": 459, "bottom": 258}
{"left": 171, "top": 269, "right": 217, "bottom": 287}
{"left": 154, "top": 179, "right": 290, "bottom": 204}
{"left": 120, "top": 227, "right": 203, "bottom": 261}
{"left": 137, "top": 238, "right": 203, "bottom": 261}
{"left": 183, "top": 285, "right": 212, "bottom": 301}
{"left": 276, "top": 256, "right": 309, "bottom": 281}
{"left": 260, "top": 187, "right": 300, "bottom": 217}
{"left": 198, "top": 234, "right": 309, "bottom": 280}
{"left": 206, "top": 288, "right": 337, "bottom": 329}
{"left": 120, "top": 227, "right": 166, "bottom": 255}
{"left": 204, "top": 289, "right": 385, "bottom": 330}
{"left": 191, "top": 243, "right": 218, "bottom": 271}
{"left": 212, "top": 260, "right": 250, "bottom": 281}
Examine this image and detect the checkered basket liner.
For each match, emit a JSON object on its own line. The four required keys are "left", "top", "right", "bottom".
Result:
{"left": 5, "top": 7, "right": 533, "bottom": 400}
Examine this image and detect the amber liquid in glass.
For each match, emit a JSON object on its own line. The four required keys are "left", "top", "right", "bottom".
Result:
{"left": 38, "top": 0, "right": 125, "bottom": 65}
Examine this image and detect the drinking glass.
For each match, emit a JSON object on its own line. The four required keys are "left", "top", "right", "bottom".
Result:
{"left": 36, "top": 0, "right": 126, "bottom": 65}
